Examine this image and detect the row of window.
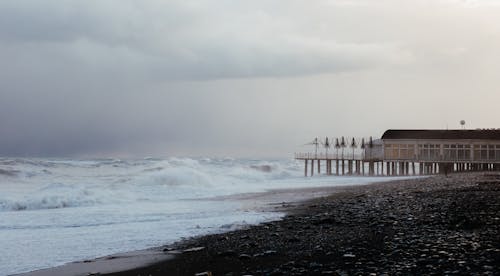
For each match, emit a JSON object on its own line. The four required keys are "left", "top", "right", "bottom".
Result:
{"left": 384, "top": 144, "right": 500, "bottom": 161}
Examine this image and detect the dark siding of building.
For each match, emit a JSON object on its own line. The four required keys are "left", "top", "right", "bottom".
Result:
{"left": 381, "top": 130, "right": 500, "bottom": 141}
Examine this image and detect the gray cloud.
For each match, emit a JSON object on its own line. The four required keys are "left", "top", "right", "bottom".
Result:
{"left": 0, "top": 0, "right": 499, "bottom": 157}
{"left": 0, "top": 0, "right": 410, "bottom": 81}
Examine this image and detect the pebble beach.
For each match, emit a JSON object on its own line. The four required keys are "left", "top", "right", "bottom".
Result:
{"left": 104, "top": 172, "right": 500, "bottom": 275}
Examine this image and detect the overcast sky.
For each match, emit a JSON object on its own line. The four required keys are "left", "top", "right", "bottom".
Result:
{"left": 1, "top": 0, "right": 500, "bottom": 158}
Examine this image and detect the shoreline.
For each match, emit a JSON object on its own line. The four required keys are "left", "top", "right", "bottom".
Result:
{"left": 17, "top": 173, "right": 500, "bottom": 275}
{"left": 17, "top": 180, "right": 389, "bottom": 276}
{"left": 105, "top": 172, "right": 500, "bottom": 275}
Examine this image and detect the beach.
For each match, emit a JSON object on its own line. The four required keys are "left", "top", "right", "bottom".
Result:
{"left": 4, "top": 158, "right": 397, "bottom": 275}
{"left": 104, "top": 172, "right": 500, "bottom": 275}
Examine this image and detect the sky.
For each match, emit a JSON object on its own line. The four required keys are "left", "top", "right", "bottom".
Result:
{"left": 1, "top": 0, "right": 500, "bottom": 158}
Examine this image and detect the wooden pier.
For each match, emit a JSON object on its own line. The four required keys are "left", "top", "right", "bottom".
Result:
{"left": 295, "top": 153, "right": 500, "bottom": 177}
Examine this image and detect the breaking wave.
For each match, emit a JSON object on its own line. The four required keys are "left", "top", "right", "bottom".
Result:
{"left": 0, "top": 157, "right": 301, "bottom": 212}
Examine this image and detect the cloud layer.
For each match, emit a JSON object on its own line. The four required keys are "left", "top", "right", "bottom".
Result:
{"left": 1, "top": 0, "right": 500, "bottom": 157}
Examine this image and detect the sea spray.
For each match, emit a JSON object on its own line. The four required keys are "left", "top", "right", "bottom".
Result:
{"left": 0, "top": 157, "right": 408, "bottom": 275}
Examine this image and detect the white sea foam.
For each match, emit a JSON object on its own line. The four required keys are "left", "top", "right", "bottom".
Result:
{"left": 0, "top": 157, "right": 409, "bottom": 275}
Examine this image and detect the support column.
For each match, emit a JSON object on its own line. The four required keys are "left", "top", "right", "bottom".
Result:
{"left": 311, "top": 159, "right": 314, "bottom": 176}
{"left": 336, "top": 160, "right": 339, "bottom": 176}
{"left": 317, "top": 160, "right": 321, "bottom": 174}
{"left": 342, "top": 159, "right": 345, "bottom": 175}
{"left": 304, "top": 160, "right": 308, "bottom": 177}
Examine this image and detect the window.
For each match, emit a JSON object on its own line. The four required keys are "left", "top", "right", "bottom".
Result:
{"left": 474, "top": 144, "right": 491, "bottom": 161}
{"left": 442, "top": 144, "right": 474, "bottom": 161}
{"left": 489, "top": 145, "right": 496, "bottom": 160}
{"left": 385, "top": 144, "right": 416, "bottom": 159}
{"left": 384, "top": 144, "right": 393, "bottom": 159}
{"left": 418, "top": 144, "right": 441, "bottom": 160}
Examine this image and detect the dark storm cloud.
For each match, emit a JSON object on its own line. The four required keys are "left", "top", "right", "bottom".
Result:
{"left": 0, "top": 0, "right": 404, "bottom": 80}
{"left": 1, "top": 0, "right": 498, "bottom": 157}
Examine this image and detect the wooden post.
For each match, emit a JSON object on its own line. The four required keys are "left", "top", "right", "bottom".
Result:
{"left": 304, "top": 159, "right": 308, "bottom": 177}
{"left": 317, "top": 160, "right": 320, "bottom": 174}
{"left": 412, "top": 162, "right": 415, "bottom": 175}
{"left": 336, "top": 160, "right": 339, "bottom": 176}
{"left": 311, "top": 159, "right": 314, "bottom": 176}
{"left": 342, "top": 159, "right": 345, "bottom": 175}
{"left": 362, "top": 161, "right": 365, "bottom": 175}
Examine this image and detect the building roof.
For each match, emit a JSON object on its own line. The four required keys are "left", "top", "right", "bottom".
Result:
{"left": 381, "top": 129, "right": 500, "bottom": 141}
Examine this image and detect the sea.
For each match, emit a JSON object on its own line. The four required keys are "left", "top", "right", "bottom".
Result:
{"left": 0, "top": 157, "right": 401, "bottom": 275}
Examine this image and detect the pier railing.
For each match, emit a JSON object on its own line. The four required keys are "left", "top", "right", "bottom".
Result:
{"left": 380, "top": 155, "right": 500, "bottom": 163}
{"left": 296, "top": 152, "right": 500, "bottom": 163}
{"left": 295, "top": 152, "right": 364, "bottom": 160}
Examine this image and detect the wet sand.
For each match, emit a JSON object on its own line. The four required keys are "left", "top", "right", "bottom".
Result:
{"left": 105, "top": 172, "right": 500, "bottom": 275}
{"left": 16, "top": 249, "right": 172, "bottom": 276}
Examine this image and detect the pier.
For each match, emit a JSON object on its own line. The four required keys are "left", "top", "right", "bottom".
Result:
{"left": 296, "top": 129, "right": 500, "bottom": 177}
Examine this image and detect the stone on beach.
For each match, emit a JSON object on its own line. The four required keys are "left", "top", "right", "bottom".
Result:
{"left": 105, "top": 173, "right": 500, "bottom": 276}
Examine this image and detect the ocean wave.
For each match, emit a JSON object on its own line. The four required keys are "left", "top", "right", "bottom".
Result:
{"left": 0, "top": 194, "right": 100, "bottom": 211}
{"left": 0, "top": 168, "right": 20, "bottom": 177}
{"left": 0, "top": 158, "right": 302, "bottom": 211}
{"left": 0, "top": 183, "right": 105, "bottom": 211}
{"left": 140, "top": 166, "right": 215, "bottom": 188}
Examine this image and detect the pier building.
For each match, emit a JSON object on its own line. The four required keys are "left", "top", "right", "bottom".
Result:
{"left": 295, "top": 129, "right": 500, "bottom": 176}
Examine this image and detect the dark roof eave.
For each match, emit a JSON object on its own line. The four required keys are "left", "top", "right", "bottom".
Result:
{"left": 381, "top": 129, "right": 500, "bottom": 141}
